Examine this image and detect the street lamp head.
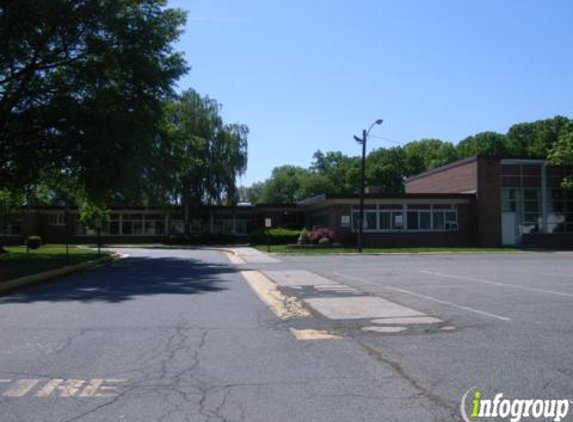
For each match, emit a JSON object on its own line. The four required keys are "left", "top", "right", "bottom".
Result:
{"left": 353, "top": 135, "right": 363, "bottom": 144}
{"left": 375, "top": 119, "right": 383, "bottom": 125}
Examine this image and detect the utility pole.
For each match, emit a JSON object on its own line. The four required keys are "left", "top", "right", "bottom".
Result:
{"left": 353, "top": 119, "right": 383, "bottom": 253}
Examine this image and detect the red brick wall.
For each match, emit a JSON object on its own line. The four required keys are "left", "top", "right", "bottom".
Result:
{"left": 406, "top": 157, "right": 479, "bottom": 194}
{"left": 476, "top": 158, "right": 502, "bottom": 246}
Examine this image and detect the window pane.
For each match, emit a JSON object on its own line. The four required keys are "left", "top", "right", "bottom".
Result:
{"left": 407, "top": 211, "right": 419, "bottom": 230}
{"left": 552, "top": 189, "right": 564, "bottom": 200}
{"left": 524, "top": 202, "right": 539, "bottom": 212}
{"left": 109, "top": 221, "right": 120, "bottom": 235}
{"left": 379, "top": 212, "right": 391, "bottom": 230}
{"left": 133, "top": 221, "right": 143, "bottom": 235}
{"left": 365, "top": 212, "right": 377, "bottom": 230}
{"left": 524, "top": 213, "right": 540, "bottom": 224}
{"left": 523, "top": 188, "right": 539, "bottom": 201}
{"left": 433, "top": 212, "right": 445, "bottom": 229}
{"left": 122, "top": 221, "right": 132, "bottom": 235}
{"left": 445, "top": 211, "right": 457, "bottom": 223}
{"left": 145, "top": 221, "right": 155, "bottom": 235}
{"left": 155, "top": 221, "right": 165, "bottom": 235}
{"left": 551, "top": 201, "right": 565, "bottom": 213}
{"left": 408, "top": 204, "right": 430, "bottom": 210}
{"left": 420, "top": 212, "right": 431, "bottom": 229}
{"left": 433, "top": 204, "right": 452, "bottom": 210}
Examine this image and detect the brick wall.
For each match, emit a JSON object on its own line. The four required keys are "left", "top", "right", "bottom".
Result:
{"left": 406, "top": 157, "right": 479, "bottom": 194}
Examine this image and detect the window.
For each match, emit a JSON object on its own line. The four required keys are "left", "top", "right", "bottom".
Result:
{"left": 49, "top": 213, "right": 66, "bottom": 226}
{"left": 1, "top": 220, "right": 21, "bottom": 236}
{"left": 351, "top": 204, "right": 457, "bottom": 232}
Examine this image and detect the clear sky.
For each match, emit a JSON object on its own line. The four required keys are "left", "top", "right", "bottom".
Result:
{"left": 168, "top": 0, "right": 573, "bottom": 186}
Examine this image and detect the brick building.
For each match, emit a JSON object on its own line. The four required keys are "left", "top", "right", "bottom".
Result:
{"left": 3, "top": 156, "right": 572, "bottom": 248}
{"left": 406, "top": 156, "right": 573, "bottom": 247}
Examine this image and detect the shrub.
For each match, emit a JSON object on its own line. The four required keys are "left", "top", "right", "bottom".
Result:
{"left": 318, "top": 237, "right": 332, "bottom": 246}
{"left": 308, "top": 228, "right": 336, "bottom": 244}
{"left": 27, "top": 235, "right": 42, "bottom": 250}
{"left": 298, "top": 229, "right": 310, "bottom": 245}
{"left": 249, "top": 227, "right": 301, "bottom": 245}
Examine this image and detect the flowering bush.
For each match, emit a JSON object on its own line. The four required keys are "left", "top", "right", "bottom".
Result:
{"left": 308, "top": 228, "right": 336, "bottom": 244}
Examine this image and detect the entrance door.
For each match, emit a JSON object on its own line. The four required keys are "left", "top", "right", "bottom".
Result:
{"left": 502, "top": 212, "right": 517, "bottom": 245}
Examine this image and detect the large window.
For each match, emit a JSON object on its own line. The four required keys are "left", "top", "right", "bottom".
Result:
{"left": 77, "top": 213, "right": 167, "bottom": 236}
{"left": 1, "top": 220, "right": 21, "bottom": 236}
{"left": 49, "top": 213, "right": 66, "bottom": 226}
{"left": 548, "top": 188, "right": 573, "bottom": 233}
{"left": 351, "top": 204, "right": 458, "bottom": 232}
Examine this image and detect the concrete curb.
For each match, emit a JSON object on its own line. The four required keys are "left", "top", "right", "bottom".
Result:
{"left": 0, "top": 253, "right": 122, "bottom": 294}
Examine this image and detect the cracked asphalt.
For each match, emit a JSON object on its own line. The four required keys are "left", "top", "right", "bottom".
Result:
{"left": 1, "top": 248, "right": 572, "bottom": 421}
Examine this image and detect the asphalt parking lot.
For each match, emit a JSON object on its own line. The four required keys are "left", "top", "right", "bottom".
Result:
{"left": 1, "top": 248, "right": 572, "bottom": 422}
{"left": 256, "top": 251, "right": 573, "bottom": 404}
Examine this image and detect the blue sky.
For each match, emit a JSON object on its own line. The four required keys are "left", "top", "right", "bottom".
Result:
{"left": 168, "top": 0, "right": 573, "bottom": 186}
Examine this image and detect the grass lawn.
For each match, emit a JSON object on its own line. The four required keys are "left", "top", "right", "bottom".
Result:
{"left": 253, "top": 245, "right": 526, "bottom": 254}
{"left": 0, "top": 245, "right": 111, "bottom": 283}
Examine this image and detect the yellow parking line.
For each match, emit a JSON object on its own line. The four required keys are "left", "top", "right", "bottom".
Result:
{"left": 241, "top": 271, "right": 310, "bottom": 319}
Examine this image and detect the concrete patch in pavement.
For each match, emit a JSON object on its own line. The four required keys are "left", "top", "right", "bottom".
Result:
{"left": 264, "top": 270, "right": 339, "bottom": 288}
{"left": 362, "top": 326, "right": 408, "bottom": 333}
{"left": 304, "top": 296, "right": 425, "bottom": 320}
{"left": 370, "top": 316, "right": 442, "bottom": 325}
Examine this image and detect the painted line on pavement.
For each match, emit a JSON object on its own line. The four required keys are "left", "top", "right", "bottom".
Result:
{"left": 0, "top": 378, "right": 127, "bottom": 398}
{"left": 384, "top": 286, "right": 511, "bottom": 322}
{"left": 420, "top": 270, "right": 573, "bottom": 299}
{"left": 333, "top": 271, "right": 511, "bottom": 322}
{"left": 240, "top": 271, "right": 311, "bottom": 319}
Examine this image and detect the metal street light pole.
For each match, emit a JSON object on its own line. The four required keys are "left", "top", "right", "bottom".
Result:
{"left": 353, "top": 119, "right": 383, "bottom": 253}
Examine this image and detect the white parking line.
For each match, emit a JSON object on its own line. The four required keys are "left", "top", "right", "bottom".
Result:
{"left": 384, "top": 286, "right": 511, "bottom": 322}
{"left": 420, "top": 270, "right": 573, "bottom": 299}
{"left": 333, "top": 271, "right": 511, "bottom": 322}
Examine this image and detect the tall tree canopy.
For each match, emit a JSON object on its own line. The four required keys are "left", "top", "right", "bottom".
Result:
{"left": 507, "top": 116, "right": 570, "bottom": 157}
{"left": 249, "top": 115, "right": 572, "bottom": 204}
{"left": 156, "top": 89, "right": 248, "bottom": 230}
{"left": 456, "top": 131, "right": 511, "bottom": 157}
{"left": 0, "top": 0, "right": 187, "bottom": 202}
{"left": 548, "top": 122, "right": 573, "bottom": 187}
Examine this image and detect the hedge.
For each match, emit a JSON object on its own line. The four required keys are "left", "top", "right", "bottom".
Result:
{"left": 248, "top": 227, "right": 301, "bottom": 245}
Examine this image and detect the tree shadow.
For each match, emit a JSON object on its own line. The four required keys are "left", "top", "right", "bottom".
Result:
{"left": 0, "top": 255, "right": 240, "bottom": 304}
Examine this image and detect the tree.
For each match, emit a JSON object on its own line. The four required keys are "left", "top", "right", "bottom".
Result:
{"left": 365, "top": 147, "right": 406, "bottom": 194}
{"left": 158, "top": 90, "right": 248, "bottom": 232}
{"left": 259, "top": 166, "right": 309, "bottom": 204}
{"left": 548, "top": 122, "right": 573, "bottom": 187}
{"left": 457, "top": 131, "right": 512, "bottom": 157}
{"left": 403, "top": 139, "right": 458, "bottom": 176}
{"left": 0, "top": 0, "right": 187, "bottom": 202}
{"left": 311, "top": 150, "right": 360, "bottom": 194}
{"left": 507, "top": 116, "right": 571, "bottom": 157}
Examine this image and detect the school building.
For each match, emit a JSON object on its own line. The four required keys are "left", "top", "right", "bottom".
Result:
{"left": 3, "top": 156, "right": 572, "bottom": 248}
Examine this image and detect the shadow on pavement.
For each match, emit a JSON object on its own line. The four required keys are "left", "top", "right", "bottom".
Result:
{"left": 0, "top": 255, "right": 239, "bottom": 304}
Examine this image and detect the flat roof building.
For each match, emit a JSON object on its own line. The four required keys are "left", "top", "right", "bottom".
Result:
{"left": 3, "top": 156, "right": 572, "bottom": 249}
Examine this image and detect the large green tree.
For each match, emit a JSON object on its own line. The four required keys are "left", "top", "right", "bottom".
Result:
{"left": 548, "top": 122, "right": 573, "bottom": 187}
{"left": 456, "top": 131, "right": 512, "bottom": 157}
{"left": 0, "top": 0, "right": 187, "bottom": 202}
{"left": 158, "top": 90, "right": 248, "bottom": 231}
{"left": 403, "top": 139, "right": 458, "bottom": 176}
{"left": 507, "top": 116, "right": 570, "bottom": 157}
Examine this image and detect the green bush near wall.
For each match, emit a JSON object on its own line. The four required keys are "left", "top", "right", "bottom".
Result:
{"left": 248, "top": 227, "right": 301, "bottom": 245}
{"left": 27, "top": 236, "right": 42, "bottom": 250}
